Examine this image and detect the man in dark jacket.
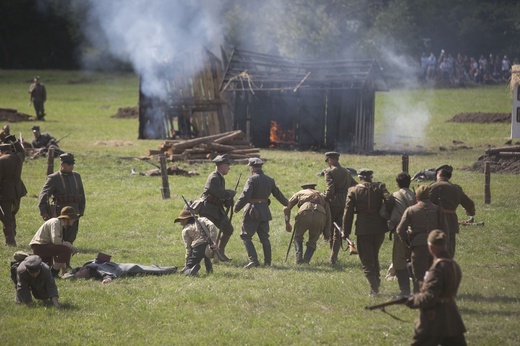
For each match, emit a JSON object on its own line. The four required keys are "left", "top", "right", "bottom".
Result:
{"left": 234, "top": 158, "right": 288, "bottom": 268}
{"left": 405, "top": 229, "right": 466, "bottom": 345}
{"left": 28, "top": 76, "right": 47, "bottom": 120}
{"left": 15, "top": 255, "right": 61, "bottom": 308}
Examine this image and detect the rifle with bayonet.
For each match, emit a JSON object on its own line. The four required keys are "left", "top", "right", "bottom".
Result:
{"left": 181, "top": 195, "right": 227, "bottom": 262}
{"left": 334, "top": 222, "right": 358, "bottom": 255}
{"left": 458, "top": 216, "right": 484, "bottom": 226}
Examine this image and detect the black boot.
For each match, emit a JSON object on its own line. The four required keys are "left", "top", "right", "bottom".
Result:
{"left": 302, "top": 246, "right": 315, "bottom": 264}
{"left": 185, "top": 263, "right": 201, "bottom": 276}
{"left": 218, "top": 233, "right": 232, "bottom": 262}
{"left": 3, "top": 226, "right": 16, "bottom": 246}
{"left": 262, "top": 241, "right": 272, "bottom": 266}
{"left": 244, "top": 240, "right": 259, "bottom": 269}
{"left": 295, "top": 241, "right": 304, "bottom": 264}
{"left": 51, "top": 268, "right": 61, "bottom": 279}
{"left": 395, "top": 269, "right": 411, "bottom": 297}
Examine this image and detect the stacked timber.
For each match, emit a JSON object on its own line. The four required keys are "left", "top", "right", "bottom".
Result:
{"left": 484, "top": 145, "right": 520, "bottom": 158}
{"left": 149, "top": 130, "right": 260, "bottom": 164}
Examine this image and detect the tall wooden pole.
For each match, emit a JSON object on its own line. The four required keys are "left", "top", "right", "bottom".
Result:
{"left": 159, "top": 155, "right": 171, "bottom": 199}
{"left": 484, "top": 161, "right": 491, "bottom": 204}
{"left": 401, "top": 154, "right": 409, "bottom": 173}
{"left": 46, "top": 148, "right": 55, "bottom": 176}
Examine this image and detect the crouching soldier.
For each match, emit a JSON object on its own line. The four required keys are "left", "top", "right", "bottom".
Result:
{"left": 284, "top": 183, "right": 331, "bottom": 264}
{"left": 174, "top": 209, "right": 217, "bottom": 276}
{"left": 15, "top": 255, "right": 61, "bottom": 308}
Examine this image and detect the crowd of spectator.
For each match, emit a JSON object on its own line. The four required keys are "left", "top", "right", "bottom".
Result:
{"left": 419, "top": 50, "right": 518, "bottom": 85}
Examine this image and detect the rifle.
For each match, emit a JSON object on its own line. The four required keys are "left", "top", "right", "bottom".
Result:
{"left": 333, "top": 222, "right": 358, "bottom": 255}
{"left": 284, "top": 222, "right": 296, "bottom": 262}
{"left": 55, "top": 134, "right": 70, "bottom": 144}
{"left": 459, "top": 216, "right": 484, "bottom": 226}
{"left": 365, "top": 297, "right": 407, "bottom": 311}
{"left": 181, "top": 195, "right": 227, "bottom": 262}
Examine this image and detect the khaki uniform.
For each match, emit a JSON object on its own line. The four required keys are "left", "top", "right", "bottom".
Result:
{"left": 182, "top": 217, "right": 217, "bottom": 274}
{"left": 343, "top": 181, "right": 389, "bottom": 293}
{"left": 429, "top": 178, "right": 475, "bottom": 257}
{"left": 285, "top": 188, "right": 331, "bottom": 263}
{"left": 397, "top": 201, "right": 447, "bottom": 291}
{"left": 406, "top": 251, "right": 466, "bottom": 345}
{"left": 0, "top": 141, "right": 27, "bottom": 245}
{"left": 234, "top": 169, "right": 288, "bottom": 265}
{"left": 324, "top": 163, "right": 357, "bottom": 264}
{"left": 38, "top": 170, "right": 85, "bottom": 243}
{"left": 388, "top": 188, "right": 416, "bottom": 271}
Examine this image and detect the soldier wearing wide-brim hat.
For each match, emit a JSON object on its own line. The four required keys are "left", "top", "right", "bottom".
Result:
{"left": 323, "top": 151, "right": 357, "bottom": 266}
{"left": 199, "top": 153, "right": 235, "bottom": 261}
{"left": 0, "top": 132, "right": 27, "bottom": 246}
{"left": 405, "top": 229, "right": 466, "bottom": 345}
{"left": 14, "top": 254, "right": 61, "bottom": 308}
{"left": 342, "top": 168, "right": 390, "bottom": 296}
{"left": 428, "top": 163, "right": 475, "bottom": 258}
{"left": 284, "top": 182, "right": 331, "bottom": 264}
{"left": 234, "top": 157, "right": 288, "bottom": 268}
{"left": 38, "top": 152, "right": 85, "bottom": 244}
{"left": 174, "top": 209, "right": 217, "bottom": 276}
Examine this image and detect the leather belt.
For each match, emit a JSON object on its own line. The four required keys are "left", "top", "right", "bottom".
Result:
{"left": 250, "top": 199, "right": 268, "bottom": 203}
{"left": 442, "top": 208, "right": 456, "bottom": 214}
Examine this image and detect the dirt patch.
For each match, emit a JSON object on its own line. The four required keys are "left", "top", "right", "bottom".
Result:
{"left": 448, "top": 112, "right": 510, "bottom": 123}
{"left": 0, "top": 108, "right": 34, "bottom": 122}
{"left": 464, "top": 154, "right": 520, "bottom": 174}
{"left": 112, "top": 106, "right": 139, "bottom": 119}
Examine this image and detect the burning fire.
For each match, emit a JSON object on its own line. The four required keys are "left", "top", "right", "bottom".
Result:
{"left": 270, "top": 121, "right": 295, "bottom": 146}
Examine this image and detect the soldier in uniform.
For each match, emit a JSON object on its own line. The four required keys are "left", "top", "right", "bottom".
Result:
{"left": 387, "top": 172, "right": 416, "bottom": 297}
{"left": 30, "top": 126, "right": 63, "bottom": 158}
{"left": 323, "top": 151, "right": 357, "bottom": 266}
{"left": 341, "top": 168, "right": 389, "bottom": 296}
{"left": 234, "top": 158, "right": 288, "bottom": 268}
{"left": 38, "top": 153, "right": 85, "bottom": 244}
{"left": 199, "top": 154, "right": 235, "bottom": 261}
{"left": 174, "top": 209, "right": 217, "bottom": 276}
{"left": 15, "top": 255, "right": 61, "bottom": 308}
{"left": 0, "top": 124, "right": 11, "bottom": 143}
{"left": 284, "top": 183, "right": 331, "bottom": 264}
{"left": 0, "top": 138, "right": 27, "bottom": 246}
{"left": 397, "top": 185, "right": 447, "bottom": 293}
{"left": 429, "top": 164, "right": 475, "bottom": 258}
{"left": 28, "top": 76, "right": 47, "bottom": 120}
{"left": 405, "top": 230, "right": 467, "bottom": 345}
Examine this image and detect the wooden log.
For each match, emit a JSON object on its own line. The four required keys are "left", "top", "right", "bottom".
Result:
{"left": 0, "top": 107, "right": 18, "bottom": 113}
{"left": 213, "top": 130, "right": 244, "bottom": 143}
{"left": 147, "top": 149, "right": 163, "bottom": 156}
{"left": 170, "top": 130, "right": 241, "bottom": 151}
{"left": 182, "top": 153, "right": 212, "bottom": 160}
{"left": 183, "top": 148, "right": 212, "bottom": 155}
{"left": 231, "top": 148, "right": 260, "bottom": 154}
{"left": 199, "top": 142, "right": 237, "bottom": 152}
{"left": 228, "top": 153, "right": 260, "bottom": 159}
{"left": 167, "top": 154, "right": 183, "bottom": 162}
{"left": 497, "top": 152, "right": 520, "bottom": 158}
{"left": 485, "top": 145, "right": 520, "bottom": 154}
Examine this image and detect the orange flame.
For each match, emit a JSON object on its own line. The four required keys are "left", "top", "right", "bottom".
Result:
{"left": 270, "top": 120, "right": 295, "bottom": 146}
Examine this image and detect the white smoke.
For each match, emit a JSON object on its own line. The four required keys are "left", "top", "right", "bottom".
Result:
{"left": 78, "top": 0, "right": 223, "bottom": 99}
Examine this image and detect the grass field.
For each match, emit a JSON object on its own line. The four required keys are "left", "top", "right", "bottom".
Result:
{"left": 0, "top": 70, "right": 518, "bottom": 345}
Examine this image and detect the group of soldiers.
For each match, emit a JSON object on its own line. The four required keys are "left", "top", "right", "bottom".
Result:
{"left": 175, "top": 151, "right": 473, "bottom": 344}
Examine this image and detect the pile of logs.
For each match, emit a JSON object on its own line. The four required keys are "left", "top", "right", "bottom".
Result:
{"left": 148, "top": 130, "right": 260, "bottom": 164}
{"left": 484, "top": 145, "right": 520, "bottom": 158}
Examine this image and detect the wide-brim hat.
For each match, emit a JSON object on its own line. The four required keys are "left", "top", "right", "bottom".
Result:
{"left": 324, "top": 151, "right": 340, "bottom": 162}
{"left": 57, "top": 206, "right": 80, "bottom": 220}
{"left": 174, "top": 209, "right": 193, "bottom": 223}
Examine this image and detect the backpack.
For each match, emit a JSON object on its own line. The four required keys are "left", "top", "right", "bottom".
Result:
{"left": 10, "top": 251, "right": 31, "bottom": 287}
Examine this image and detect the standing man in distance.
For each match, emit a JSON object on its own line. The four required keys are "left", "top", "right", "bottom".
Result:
{"left": 234, "top": 158, "right": 288, "bottom": 268}
{"left": 28, "top": 76, "right": 47, "bottom": 120}
{"left": 342, "top": 168, "right": 390, "bottom": 296}
{"left": 38, "top": 153, "right": 85, "bottom": 244}
{"left": 199, "top": 154, "right": 235, "bottom": 261}
{"left": 429, "top": 164, "right": 475, "bottom": 258}
{"left": 405, "top": 230, "right": 467, "bottom": 345}
{"left": 323, "top": 151, "right": 357, "bottom": 266}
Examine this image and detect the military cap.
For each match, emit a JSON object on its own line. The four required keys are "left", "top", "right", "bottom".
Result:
{"left": 415, "top": 185, "right": 431, "bottom": 200}
{"left": 248, "top": 157, "right": 264, "bottom": 166}
{"left": 13, "top": 251, "right": 31, "bottom": 262}
{"left": 435, "top": 164, "right": 453, "bottom": 173}
{"left": 60, "top": 153, "right": 75, "bottom": 164}
{"left": 31, "top": 125, "right": 40, "bottom": 132}
{"left": 57, "top": 206, "right": 80, "bottom": 220}
{"left": 95, "top": 252, "right": 112, "bottom": 263}
{"left": 174, "top": 209, "right": 193, "bottom": 223}
{"left": 34, "top": 76, "right": 40, "bottom": 81}
{"left": 428, "top": 229, "right": 447, "bottom": 247}
{"left": 301, "top": 183, "right": 317, "bottom": 189}
{"left": 212, "top": 154, "right": 230, "bottom": 165}
{"left": 357, "top": 168, "right": 373, "bottom": 178}
{"left": 24, "top": 255, "right": 43, "bottom": 272}
{"left": 324, "top": 151, "right": 340, "bottom": 162}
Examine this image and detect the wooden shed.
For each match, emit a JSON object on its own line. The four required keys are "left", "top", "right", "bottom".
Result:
{"left": 220, "top": 48, "right": 389, "bottom": 152}
{"left": 138, "top": 48, "right": 231, "bottom": 139}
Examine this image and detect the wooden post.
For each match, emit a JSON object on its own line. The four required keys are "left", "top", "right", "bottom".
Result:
{"left": 484, "top": 161, "right": 491, "bottom": 204}
{"left": 401, "top": 154, "right": 409, "bottom": 173}
{"left": 46, "top": 148, "right": 55, "bottom": 176}
{"left": 159, "top": 155, "right": 171, "bottom": 199}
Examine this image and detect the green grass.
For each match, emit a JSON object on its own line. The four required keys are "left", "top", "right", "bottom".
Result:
{"left": 0, "top": 70, "right": 519, "bottom": 345}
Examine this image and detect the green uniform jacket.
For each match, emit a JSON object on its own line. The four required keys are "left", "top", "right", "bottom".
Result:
{"left": 38, "top": 170, "right": 86, "bottom": 217}
{"left": 397, "top": 200, "right": 447, "bottom": 247}
{"left": 324, "top": 163, "right": 357, "bottom": 207}
{"left": 200, "top": 170, "right": 234, "bottom": 223}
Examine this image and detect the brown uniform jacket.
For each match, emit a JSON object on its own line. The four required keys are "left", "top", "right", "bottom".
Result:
{"left": 286, "top": 188, "right": 331, "bottom": 234}
{"left": 38, "top": 170, "right": 86, "bottom": 217}
{"left": 397, "top": 200, "right": 447, "bottom": 247}
{"left": 200, "top": 170, "right": 234, "bottom": 222}
{"left": 234, "top": 169, "right": 288, "bottom": 222}
{"left": 343, "top": 182, "right": 390, "bottom": 236}
{"left": 429, "top": 178, "right": 475, "bottom": 234}
{"left": 0, "top": 142, "right": 27, "bottom": 201}
{"left": 406, "top": 251, "right": 466, "bottom": 337}
{"left": 324, "top": 163, "right": 357, "bottom": 207}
